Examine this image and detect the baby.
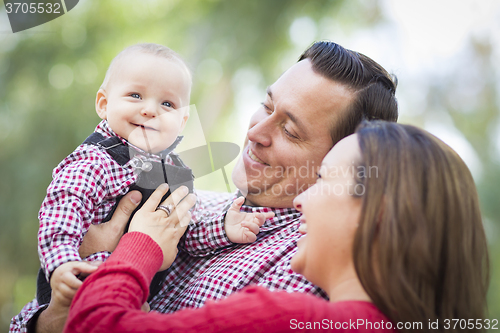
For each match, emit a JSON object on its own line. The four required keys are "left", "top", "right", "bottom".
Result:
{"left": 37, "top": 43, "right": 273, "bottom": 306}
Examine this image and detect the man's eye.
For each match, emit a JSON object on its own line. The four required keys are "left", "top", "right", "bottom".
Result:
{"left": 130, "top": 93, "right": 140, "bottom": 99}
{"left": 315, "top": 172, "right": 322, "bottom": 179}
{"left": 283, "top": 126, "right": 298, "bottom": 139}
{"left": 261, "top": 102, "right": 272, "bottom": 112}
{"left": 162, "top": 101, "right": 172, "bottom": 108}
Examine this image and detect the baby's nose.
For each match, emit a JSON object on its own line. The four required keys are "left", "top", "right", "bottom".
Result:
{"left": 141, "top": 104, "right": 158, "bottom": 117}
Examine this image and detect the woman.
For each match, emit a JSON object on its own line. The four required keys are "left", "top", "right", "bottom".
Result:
{"left": 64, "top": 121, "right": 489, "bottom": 332}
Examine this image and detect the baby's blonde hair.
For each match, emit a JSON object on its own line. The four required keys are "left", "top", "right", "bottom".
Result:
{"left": 100, "top": 43, "right": 192, "bottom": 89}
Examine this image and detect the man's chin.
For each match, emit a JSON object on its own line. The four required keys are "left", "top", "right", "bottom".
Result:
{"left": 230, "top": 175, "right": 263, "bottom": 207}
{"left": 231, "top": 161, "right": 249, "bottom": 195}
{"left": 231, "top": 175, "right": 263, "bottom": 201}
{"left": 231, "top": 161, "right": 296, "bottom": 208}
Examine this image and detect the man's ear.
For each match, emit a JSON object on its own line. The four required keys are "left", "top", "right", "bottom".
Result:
{"left": 95, "top": 89, "right": 108, "bottom": 120}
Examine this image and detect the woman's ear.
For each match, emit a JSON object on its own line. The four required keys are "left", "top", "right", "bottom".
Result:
{"left": 95, "top": 89, "right": 108, "bottom": 120}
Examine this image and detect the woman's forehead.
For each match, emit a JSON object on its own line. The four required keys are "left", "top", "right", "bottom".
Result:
{"left": 322, "top": 134, "right": 360, "bottom": 168}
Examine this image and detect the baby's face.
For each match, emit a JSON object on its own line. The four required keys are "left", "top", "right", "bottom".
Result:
{"left": 96, "top": 52, "right": 191, "bottom": 153}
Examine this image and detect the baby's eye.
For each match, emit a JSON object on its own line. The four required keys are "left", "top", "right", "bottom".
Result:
{"left": 162, "top": 101, "right": 172, "bottom": 108}
{"left": 130, "top": 93, "right": 140, "bottom": 99}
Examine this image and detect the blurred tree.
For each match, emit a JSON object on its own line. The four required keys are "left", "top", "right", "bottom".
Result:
{"left": 0, "top": 0, "right": 498, "bottom": 331}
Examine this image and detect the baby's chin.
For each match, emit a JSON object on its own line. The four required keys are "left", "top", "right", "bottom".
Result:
{"left": 126, "top": 130, "right": 178, "bottom": 155}
{"left": 128, "top": 139, "right": 166, "bottom": 154}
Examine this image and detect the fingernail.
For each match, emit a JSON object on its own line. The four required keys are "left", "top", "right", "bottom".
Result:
{"left": 130, "top": 191, "right": 142, "bottom": 205}
{"left": 161, "top": 183, "right": 169, "bottom": 190}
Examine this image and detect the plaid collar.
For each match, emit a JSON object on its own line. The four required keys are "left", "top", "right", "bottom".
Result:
{"left": 223, "top": 191, "right": 302, "bottom": 232}
{"left": 94, "top": 120, "right": 182, "bottom": 163}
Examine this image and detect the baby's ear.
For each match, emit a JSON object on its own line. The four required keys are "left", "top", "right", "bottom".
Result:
{"left": 95, "top": 89, "right": 108, "bottom": 119}
{"left": 178, "top": 106, "right": 190, "bottom": 132}
{"left": 179, "top": 113, "right": 189, "bottom": 132}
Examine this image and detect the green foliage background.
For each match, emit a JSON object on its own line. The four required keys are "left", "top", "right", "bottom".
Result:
{"left": 0, "top": 0, "right": 499, "bottom": 331}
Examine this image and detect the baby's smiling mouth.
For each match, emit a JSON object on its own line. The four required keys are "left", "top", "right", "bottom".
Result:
{"left": 134, "top": 123, "right": 157, "bottom": 131}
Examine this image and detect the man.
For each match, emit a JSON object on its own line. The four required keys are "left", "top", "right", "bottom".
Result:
{"left": 11, "top": 41, "right": 397, "bottom": 332}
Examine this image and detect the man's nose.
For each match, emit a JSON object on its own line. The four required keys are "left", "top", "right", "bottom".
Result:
{"left": 247, "top": 112, "right": 272, "bottom": 147}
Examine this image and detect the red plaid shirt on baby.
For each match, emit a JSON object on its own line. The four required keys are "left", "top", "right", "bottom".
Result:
{"left": 37, "top": 120, "right": 177, "bottom": 281}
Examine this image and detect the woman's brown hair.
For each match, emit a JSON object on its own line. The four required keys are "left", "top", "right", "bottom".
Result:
{"left": 353, "top": 121, "right": 489, "bottom": 332}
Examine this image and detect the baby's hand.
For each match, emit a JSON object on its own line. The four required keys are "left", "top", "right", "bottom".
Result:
{"left": 224, "top": 197, "right": 275, "bottom": 243}
{"left": 50, "top": 261, "right": 99, "bottom": 307}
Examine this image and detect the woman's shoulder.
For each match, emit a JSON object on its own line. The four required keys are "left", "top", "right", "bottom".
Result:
{"left": 327, "top": 300, "right": 395, "bottom": 331}
{"left": 236, "top": 286, "right": 396, "bottom": 332}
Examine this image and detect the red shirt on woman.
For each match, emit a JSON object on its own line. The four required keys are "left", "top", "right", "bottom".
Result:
{"left": 65, "top": 232, "right": 396, "bottom": 332}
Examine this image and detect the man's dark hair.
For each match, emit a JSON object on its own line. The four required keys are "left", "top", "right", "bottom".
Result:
{"left": 299, "top": 41, "right": 398, "bottom": 145}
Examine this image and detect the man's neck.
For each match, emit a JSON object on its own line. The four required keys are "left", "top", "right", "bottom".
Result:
{"left": 243, "top": 197, "right": 258, "bottom": 207}
{"left": 242, "top": 192, "right": 295, "bottom": 209}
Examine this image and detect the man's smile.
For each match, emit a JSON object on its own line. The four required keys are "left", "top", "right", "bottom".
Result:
{"left": 248, "top": 148, "right": 269, "bottom": 165}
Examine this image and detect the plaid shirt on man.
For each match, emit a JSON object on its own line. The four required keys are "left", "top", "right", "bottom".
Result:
{"left": 151, "top": 190, "right": 328, "bottom": 312}
{"left": 11, "top": 169, "right": 327, "bottom": 333}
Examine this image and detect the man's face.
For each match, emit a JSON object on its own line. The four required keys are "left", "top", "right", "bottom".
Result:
{"left": 232, "top": 59, "right": 354, "bottom": 208}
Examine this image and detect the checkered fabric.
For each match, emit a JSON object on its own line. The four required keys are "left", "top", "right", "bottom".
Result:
{"left": 150, "top": 189, "right": 328, "bottom": 313}
{"left": 37, "top": 119, "right": 176, "bottom": 281}
{"left": 11, "top": 189, "right": 327, "bottom": 332}
{"left": 10, "top": 120, "right": 185, "bottom": 332}
{"left": 12, "top": 148, "right": 328, "bottom": 332}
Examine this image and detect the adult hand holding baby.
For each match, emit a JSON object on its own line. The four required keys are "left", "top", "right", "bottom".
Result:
{"left": 34, "top": 190, "right": 147, "bottom": 333}
{"left": 79, "top": 191, "right": 143, "bottom": 258}
{"left": 129, "top": 184, "right": 196, "bottom": 271}
{"left": 35, "top": 186, "right": 193, "bottom": 333}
